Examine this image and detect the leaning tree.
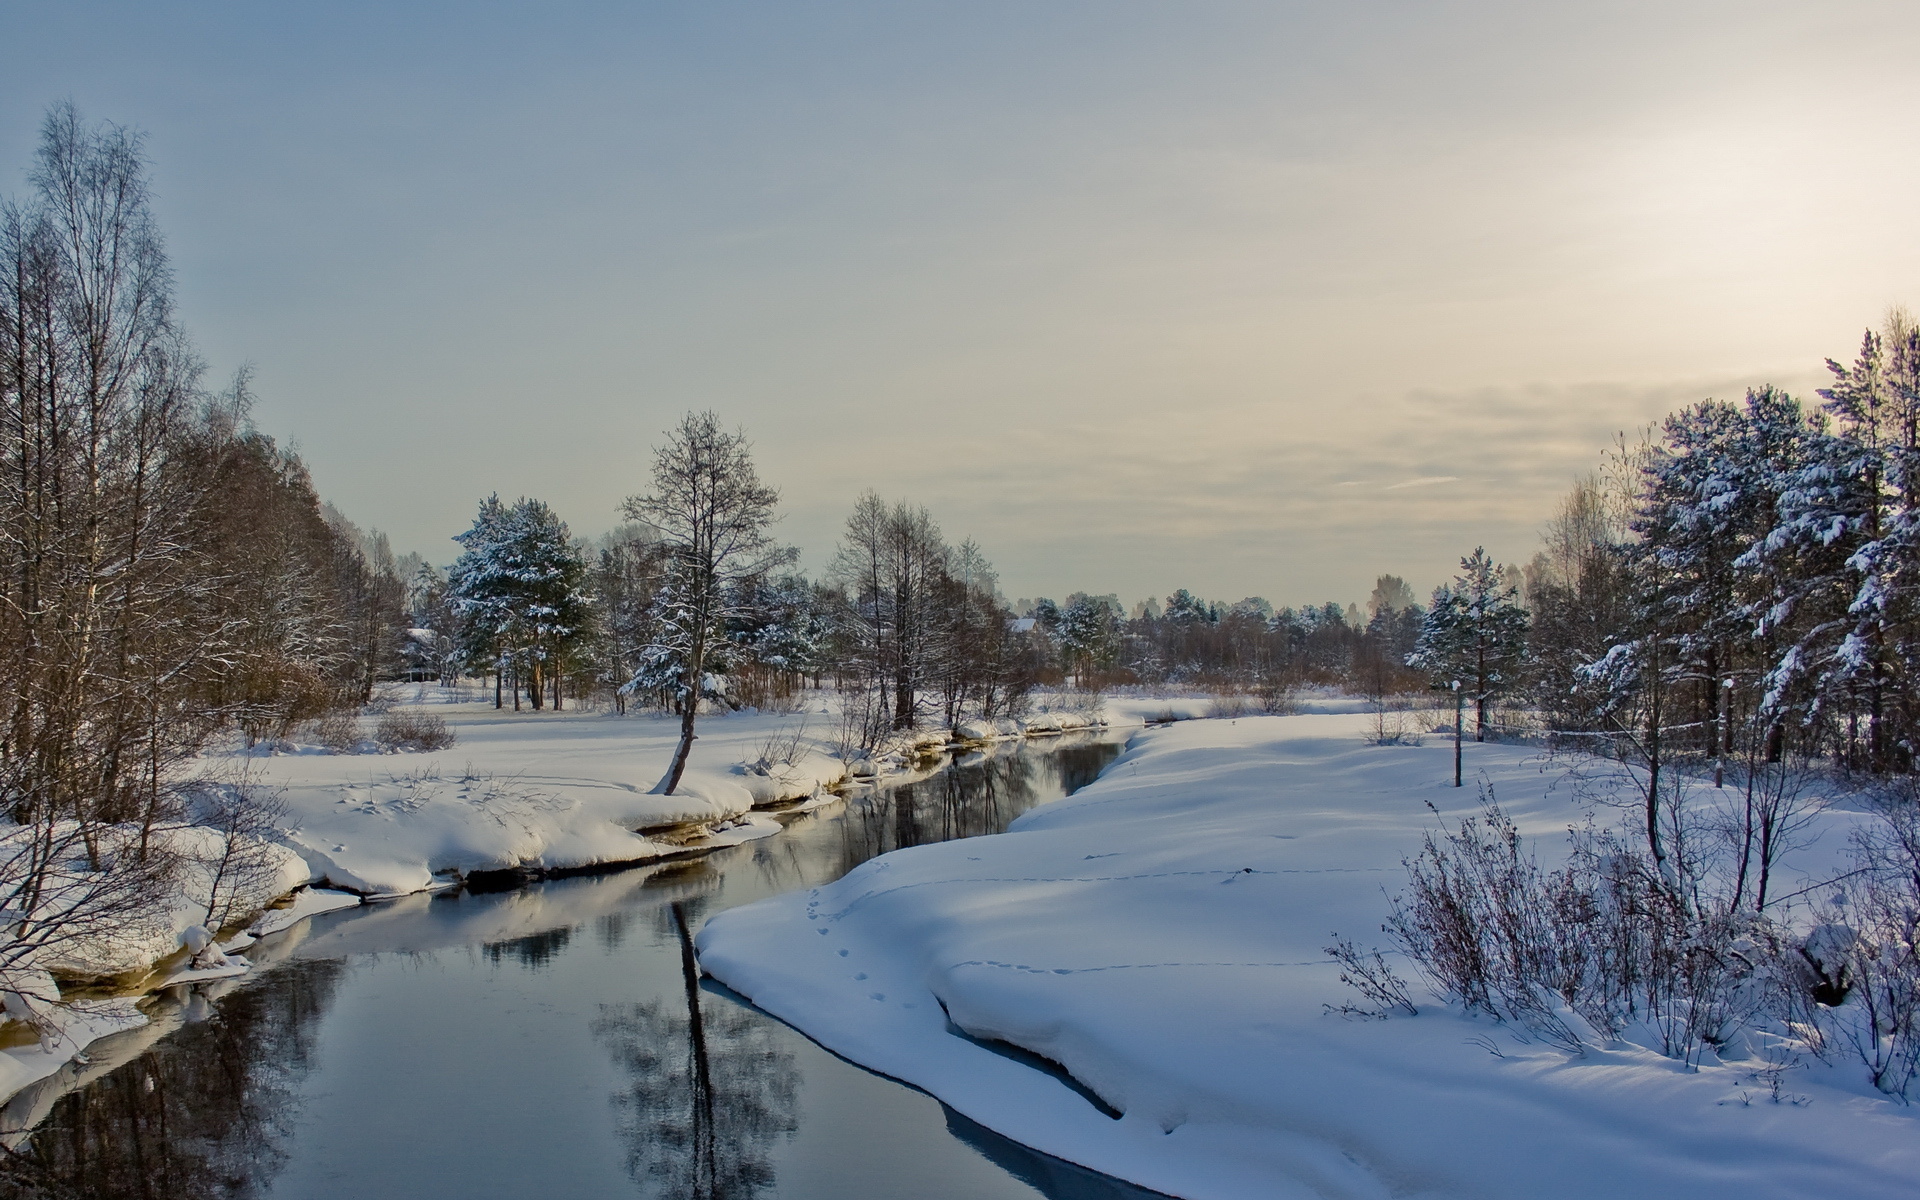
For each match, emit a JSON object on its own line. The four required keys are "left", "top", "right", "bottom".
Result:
{"left": 625, "top": 413, "right": 786, "bottom": 795}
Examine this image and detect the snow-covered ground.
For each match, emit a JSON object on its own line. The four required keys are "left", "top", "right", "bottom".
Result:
{"left": 227, "top": 684, "right": 1193, "bottom": 898}
{"left": 699, "top": 712, "right": 1920, "bottom": 1200}
{"left": 227, "top": 687, "right": 855, "bottom": 896}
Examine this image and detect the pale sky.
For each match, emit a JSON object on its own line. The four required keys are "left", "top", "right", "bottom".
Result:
{"left": 4, "top": 1, "right": 1915, "bottom": 609}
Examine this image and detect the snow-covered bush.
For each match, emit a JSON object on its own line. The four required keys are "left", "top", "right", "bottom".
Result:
{"left": 1803, "top": 791, "right": 1920, "bottom": 1098}
{"left": 374, "top": 710, "right": 456, "bottom": 752}
{"left": 312, "top": 710, "right": 360, "bottom": 752}
{"left": 1342, "top": 789, "right": 1783, "bottom": 1064}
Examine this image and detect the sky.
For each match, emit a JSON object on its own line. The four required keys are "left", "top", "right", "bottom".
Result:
{"left": 3, "top": 1, "right": 1917, "bottom": 609}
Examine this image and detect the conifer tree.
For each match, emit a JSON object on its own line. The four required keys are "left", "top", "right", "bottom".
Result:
{"left": 1409, "top": 548, "right": 1529, "bottom": 741}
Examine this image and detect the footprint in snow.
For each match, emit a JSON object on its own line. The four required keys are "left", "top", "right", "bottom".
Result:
{"left": 818, "top": 928, "right": 830, "bottom": 935}
{"left": 837, "top": 949, "right": 849, "bottom": 957}
{"left": 855, "top": 972, "right": 867, "bottom": 980}
{"left": 869, "top": 992, "right": 886, "bottom": 1002}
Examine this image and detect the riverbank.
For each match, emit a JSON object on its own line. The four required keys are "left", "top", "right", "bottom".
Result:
{"left": 698, "top": 711, "right": 1920, "bottom": 1200}
{"left": 0, "top": 732, "right": 1144, "bottom": 1199}
{"left": 0, "top": 688, "right": 1183, "bottom": 1109}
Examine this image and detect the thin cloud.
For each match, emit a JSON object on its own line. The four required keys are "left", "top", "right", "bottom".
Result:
{"left": 1385, "top": 475, "right": 1460, "bottom": 490}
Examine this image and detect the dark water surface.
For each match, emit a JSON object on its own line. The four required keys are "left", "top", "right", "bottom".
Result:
{"left": 1, "top": 735, "right": 1161, "bottom": 1200}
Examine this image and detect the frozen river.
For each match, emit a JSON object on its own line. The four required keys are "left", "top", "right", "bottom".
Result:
{"left": 1, "top": 734, "right": 1165, "bottom": 1200}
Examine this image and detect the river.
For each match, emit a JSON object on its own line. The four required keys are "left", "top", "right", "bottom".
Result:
{"left": 0, "top": 733, "right": 1166, "bottom": 1200}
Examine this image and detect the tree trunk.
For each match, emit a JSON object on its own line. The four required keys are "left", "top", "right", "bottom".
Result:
{"left": 662, "top": 700, "right": 697, "bottom": 794}
{"left": 661, "top": 638, "right": 706, "bottom": 795}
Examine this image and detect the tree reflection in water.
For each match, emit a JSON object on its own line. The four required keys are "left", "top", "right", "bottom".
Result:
{"left": 591, "top": 901, "right": 800, "bottom": 1200}
{"left": 6, "top": 959, "right": 346, "bottom": 1200}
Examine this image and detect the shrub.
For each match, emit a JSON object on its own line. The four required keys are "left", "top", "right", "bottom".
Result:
{"left": 1206, "top": 692, "right": 1252, "bottom": 719}
{"left": 374, "top": 710, "right": 455, "bottom": 752}
{"left": 1255, "top": 675, "right": 1298, "bottom": 714}
{"left": 312, "top": 709, "right": 360, "bottom": 752}
{"left": 1337, "top": 788, "right": 1778, "bottom": 1063}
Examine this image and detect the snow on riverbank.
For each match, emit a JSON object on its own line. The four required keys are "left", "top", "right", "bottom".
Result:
{"left": 228, "top": 685, "right": 1179, "bottom": 898}
{"left": 226, "top": 692, "right": 849, "bottom": 895}
{"left": 698, "top": 712, "right": 1920, "bottom": 1200}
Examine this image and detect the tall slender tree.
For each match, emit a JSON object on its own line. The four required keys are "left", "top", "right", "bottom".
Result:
{"left": 1409, "top": 548, "right": 1530, "bottom": 741}
{"left": 625, "top": 413, "right": 785, "bottom": 795}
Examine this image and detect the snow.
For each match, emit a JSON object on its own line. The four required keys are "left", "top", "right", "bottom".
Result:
{"left": 222, "top": 685, "right": 1204, "bottom": 900}
{"left": 226, "top": 688, "right": 851, "bottom": 896}
{"left": 699, "top": 712, "right": 1920, "bottom": 1200}
{"left": 245, "top": 886, "right": 365, "bottom": 939}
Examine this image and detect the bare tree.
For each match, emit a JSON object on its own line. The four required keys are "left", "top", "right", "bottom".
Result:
{"left": 624, "top": 413, "right": 785, "bottom": 795}
{"left": 185, "top": 780, "right": 290, "bottom": 932}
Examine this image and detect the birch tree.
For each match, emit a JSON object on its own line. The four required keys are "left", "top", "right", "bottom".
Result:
{"left": 625, "top": 413, "right": 786, "bottom": 795}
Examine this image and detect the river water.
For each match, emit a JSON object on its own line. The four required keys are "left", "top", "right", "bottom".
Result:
{"left": 1, "top": 734, "right": 1163, "bottom": 1200}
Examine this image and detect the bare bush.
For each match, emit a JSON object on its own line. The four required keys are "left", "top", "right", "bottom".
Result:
{"left": 1367, "top": 701, "right": 1425, "bottom": 746}
{"left": 1324, "top": 938, "right": 1417, "bottom": 1018}
{"left": 1206, "top": 692, "right": 1252, "bottom": 719}
{"left": 1340, "top": 788, "right": 1779, "bottom": 1063}
{"left": 1812, "top": 791, "right": 1920, "bottom": 1098}
{"left": 1255, "top": 675, "right": 1298, "bottom": 714}
{"left": 833, "top": 687, "right": 890, "bottom": 762}
{"left": 312, "top": 709, "right": 360, "bottom": 752}
{"left": 185, "top": 782, "right": 290, "bottom": 931}
{"left": 374, "top": 710, "right": 455, "bottom": 752}
{"left": 751, "top": 719, "right": 812, "bottom": 773}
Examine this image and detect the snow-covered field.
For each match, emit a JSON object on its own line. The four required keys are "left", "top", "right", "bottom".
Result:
{"left": 699, "top": 712, "right": 1920, "bottom": 1200}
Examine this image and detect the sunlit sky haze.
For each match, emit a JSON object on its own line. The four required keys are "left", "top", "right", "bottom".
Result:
{"left": 4, "top": 1, "right": 1917, "bottom": 608}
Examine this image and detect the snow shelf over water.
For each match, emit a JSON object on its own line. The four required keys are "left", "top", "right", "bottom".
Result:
{"left": 698, "top": 712, "right": 1920, "bottom": 1200}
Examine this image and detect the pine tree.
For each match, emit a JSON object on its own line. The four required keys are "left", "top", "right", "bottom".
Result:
{"left": 1636, "top": 389, "right": 1806, "bottom": 764}
{"left": 447, "top": 495, "right": 592, "bottom": 710}
{"left": 1057, "top": 595, "right": 1120, "bottom": 685}
{"left": 1409, "top": 548, "right": 1530, "bottom": 741}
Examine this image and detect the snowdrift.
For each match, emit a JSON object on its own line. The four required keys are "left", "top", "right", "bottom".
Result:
{"left": 699, "top": 712, "right": 1920, "bottom": 1200}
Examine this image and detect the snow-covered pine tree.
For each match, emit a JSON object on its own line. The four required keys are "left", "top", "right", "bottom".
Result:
{"left": 725, "top": 571, "right": 827, "bottom": 707}
{"left": 1057, "top": 594, "right": 1120, "bottom": 686}
{"left": 447, "top": 495, "right": 592, "bottom": 710}
{"left": 1636, "top": 389, "right": 1808, "bottom": 766}
{"left": 1409, "top": 548, "right": 1529, "bottom": 741}
{"left": 448, "top": 495, "right": 518, "bottom": 705}
{"left": 1743, "top": 323, "right": 1918, "bottom": 769}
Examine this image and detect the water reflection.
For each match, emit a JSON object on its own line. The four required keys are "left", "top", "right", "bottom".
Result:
{"left": 4, "top": 959, "right": 345, "bottom": 1199}
{"left": 590, "top": 903, "right": 801, "bottom": 1200}
{"left": 481, "top": 925, "right": 574, "bottom": 968}
{"left": 0, "top": 734, "right": 1133, "bottom": 1200}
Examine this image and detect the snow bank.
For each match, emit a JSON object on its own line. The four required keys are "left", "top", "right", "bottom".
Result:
{"left": 227, "top": 695, "right": 847, "bottom": 896}
{"left": 699, "top": 713, "right": 1920, "bottom": 1200}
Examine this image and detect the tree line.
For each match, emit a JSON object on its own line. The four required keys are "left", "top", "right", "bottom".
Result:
{"left": 1, "top": 107, "right": 420, "bottom": 996}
